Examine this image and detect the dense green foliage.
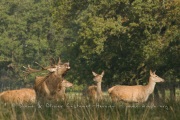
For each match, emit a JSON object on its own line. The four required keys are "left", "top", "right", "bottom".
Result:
{"left": 0, "top": 0, "right": 179, "bottom": 88}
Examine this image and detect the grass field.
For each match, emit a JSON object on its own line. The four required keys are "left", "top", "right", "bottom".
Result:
{"left": 0, "top": 92, "right": 180, "bottom": 120}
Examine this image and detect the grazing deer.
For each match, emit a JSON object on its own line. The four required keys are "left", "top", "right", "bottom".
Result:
{"left": 23, "top": 58, "right": 70, "bottom": 101}
{"left": 0, "top": 88, "right": 36, "bottom": 104}
{"left": 108, "top": 70, "right": 164, "bottom": 103}
{"left": 56, "top": 79, "right": 73, "bottom": 101}
{"left": 87, "top": 71, "right": 104, "bottom": 101}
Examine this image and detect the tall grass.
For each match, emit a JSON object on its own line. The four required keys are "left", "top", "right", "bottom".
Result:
{"left": 0, "top": 93, "right": 180, "bottom": 120}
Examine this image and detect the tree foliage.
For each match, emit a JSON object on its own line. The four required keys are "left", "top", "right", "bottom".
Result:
{"left": 0, "top": 0, "right": 179, "bottom": 88}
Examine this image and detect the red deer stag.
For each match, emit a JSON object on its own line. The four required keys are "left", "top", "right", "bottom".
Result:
{"left": 108, "top": 70, "right": 164, "bottom": 103}
{"left": 0, "top": 88, "right": 36, "bottom": 104}
{"left": 87, "top": 71, "right": 104, "bottom": 101}
{"left": 23, "top": 58, "right": 70, "bottom": 101}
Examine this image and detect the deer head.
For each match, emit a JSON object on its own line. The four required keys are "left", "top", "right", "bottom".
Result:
{"left": 47, "top": 57, "right": 70, "bottom": 76}
{"left": 61, "top": 79, "right": 73, "bottom": 87}
{"left": 92, "top": 71, "right": 104, "bottom": 83}
{"left": 150, "top": 70, "right": 164, "bottom": 83}
{"left": 47, "top": 62, "right": 70, "bottom": 77}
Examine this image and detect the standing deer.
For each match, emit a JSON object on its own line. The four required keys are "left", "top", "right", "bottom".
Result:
{"left": 23, "top": 58, "right": 70, "bottom": 101}
{"left": 0, "top": 88, "right": 36, "bottom": 104}
{"left": 56, "top": 79, "right": 73, "bottom": 101}
{"left": 87, "top": 71, "right": 104, "bottom": 101}
{"left": 108, "top": 70, "right": 164, "bottom": 103}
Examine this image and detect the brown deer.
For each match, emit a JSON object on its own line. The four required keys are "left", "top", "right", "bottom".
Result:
{"left": 0, "top": 88, "right": 36, "bottom": 104}
{"left": 87, "top": 71, "right": 104, "bottom": 101}
{"left": 23, "top": 58, "right": 70, "bottom": 101}
{"left": 108, "top": 70, "right": 164, "bottom": 103}
{"left": 56, "top": 79, "right": 73, "bottom": 101}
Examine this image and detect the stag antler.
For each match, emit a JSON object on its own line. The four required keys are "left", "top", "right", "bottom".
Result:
{"left": 23, "top": 65, "right": 42, "bottom": 78}
{"left": 23, "top": 61, "right": 57, "bottom": 78}
{"left": 49, "top": 58, "right": 56, "bottom": 67}
{"left": 35, "top": 62, "right": 57, "bottom": 72}
{"left": 57, "top": 57, "right": 62, "bottom": 65}
{"left": 34, "top": 62, "right": 48, "bottom": 70}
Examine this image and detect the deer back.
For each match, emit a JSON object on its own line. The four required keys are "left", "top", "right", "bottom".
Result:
{"left": 108, "top": 70, "right": 164, "bottom": 103}
{"left": 0, "top": 88, "right": 36, "bottom": 104}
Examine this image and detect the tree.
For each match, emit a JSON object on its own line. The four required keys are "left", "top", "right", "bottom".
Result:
{"left": 53, "top": 0, "right": 179, "bottom": 88}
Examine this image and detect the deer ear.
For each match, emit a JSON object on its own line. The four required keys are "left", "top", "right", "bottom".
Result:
{"left": 153, "top": 70, "right": 156, "bottom": 74}
{"left": 58, "top": 57, "right": 62, "bottom": 65}
{"left": 66, "top": 62, "right": 70, "bottom": 66}
{"left": 101, "top": 71, "right": 104, "bottom": 76}
{"left": 50, "top": 58, "right": 56, "bottom": 66}
{"left": 92, "top": 71, "right": 97, "bottom": 76}
{"left": 150, "top": 70, "right": 154, "bottom": 75}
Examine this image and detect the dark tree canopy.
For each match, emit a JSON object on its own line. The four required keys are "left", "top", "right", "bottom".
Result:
{"left": 0, "top": 0, "right": 179, "bottom": 89}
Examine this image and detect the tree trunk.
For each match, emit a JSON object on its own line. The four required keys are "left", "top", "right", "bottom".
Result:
{"left": 159, "top": 84, "right": 165, "bottom": 103}
{"left": 154, "top": 87, "right": 160, "bottom": 105}
{"left": 170, "top": 83, "right": 176, "bottom": 101}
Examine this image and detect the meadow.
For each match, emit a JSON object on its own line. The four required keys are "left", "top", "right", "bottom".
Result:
{"left": 0, "top": 91, "right": 180, "bottom": 120}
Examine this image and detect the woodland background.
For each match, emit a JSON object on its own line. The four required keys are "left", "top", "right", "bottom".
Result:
{"left": 0, "top": 0, "right": 179, "bottom": 96}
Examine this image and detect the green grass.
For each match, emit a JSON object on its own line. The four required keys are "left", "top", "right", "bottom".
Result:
{"left": 0, "top": 92, "right": 180, "bottom": 120}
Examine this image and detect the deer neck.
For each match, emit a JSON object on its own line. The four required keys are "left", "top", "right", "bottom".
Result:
{"left": 145, "top": 77, "right": 156, "bottom": 94}
{"left": 96, "top": 82, "right": 102, "bottom": 96}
